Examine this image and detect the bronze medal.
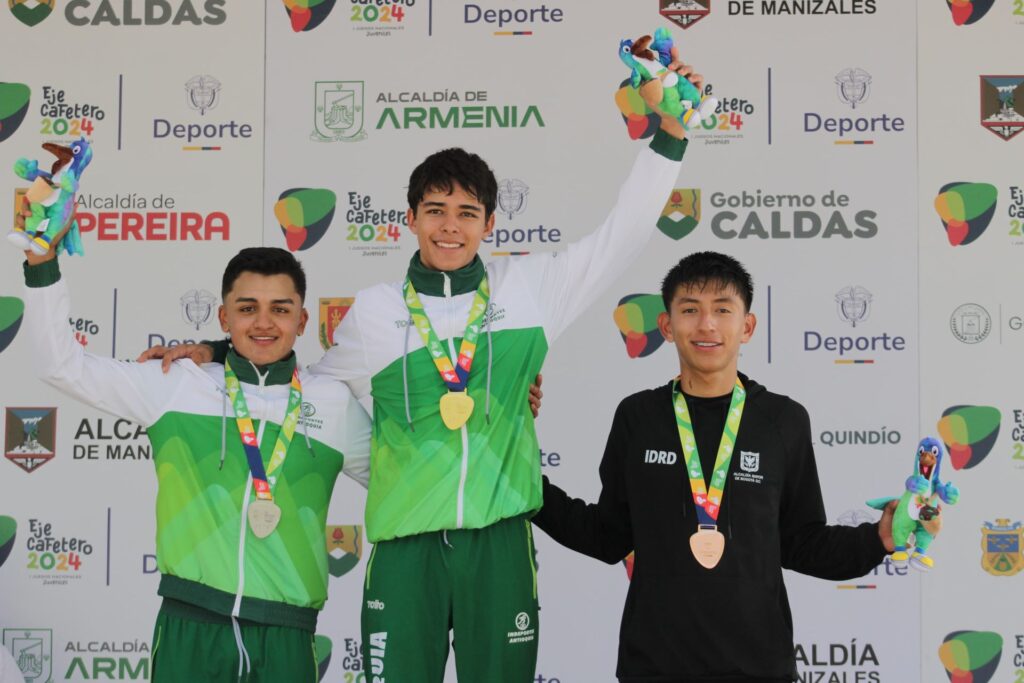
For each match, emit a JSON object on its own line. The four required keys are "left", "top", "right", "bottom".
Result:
{"left": 689, "top": 524, "right": 725, "bottom": 569}
{"left": 247, "top": 499, "right": 282, "bottom": 538}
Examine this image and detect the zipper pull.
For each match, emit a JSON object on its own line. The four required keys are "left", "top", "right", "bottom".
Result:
{"left": 443, "top": 272, "right": 452, "bottom": 298}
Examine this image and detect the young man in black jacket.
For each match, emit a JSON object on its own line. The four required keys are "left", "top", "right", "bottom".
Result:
{"left": 533, "top": 251, "right": 896, "bottom": 683}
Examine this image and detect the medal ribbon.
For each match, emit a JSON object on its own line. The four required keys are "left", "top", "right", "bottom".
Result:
{"left": 403, "top": 276, "right": 490, "bottom": 392}
{"left": 224, "top": 359, "right": 303, "bottom": 501}
{"left": 672, "top": 378, "right": 746, "bottom": 525}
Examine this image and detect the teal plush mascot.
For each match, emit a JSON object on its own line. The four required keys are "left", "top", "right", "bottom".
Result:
{"left": 10, "top": 138, "right": 91, "bottom": 256}
{"left": 618, "top": 27, "right": 718, "bottom": 131}
{"left": 867, "top": 437, "right": 960, "bottom": 571}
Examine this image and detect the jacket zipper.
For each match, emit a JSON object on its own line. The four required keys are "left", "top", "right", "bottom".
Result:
{"left": 443, "top": 273, "right": 471, "bottom": 529}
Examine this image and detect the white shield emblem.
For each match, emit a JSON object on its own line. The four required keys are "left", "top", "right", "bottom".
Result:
{"left": 740, "top": 451, "right": 759, "bottom": 473}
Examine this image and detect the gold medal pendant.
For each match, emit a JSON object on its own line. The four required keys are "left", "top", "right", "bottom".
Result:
{"left": 247, "top": 499, "right": 282, "bottom": 538}
{"left": 689, "top": 524, "right": 725, "bottom": 569}
{"left": 439, "top": 390, "right": 475, "bottom": 430}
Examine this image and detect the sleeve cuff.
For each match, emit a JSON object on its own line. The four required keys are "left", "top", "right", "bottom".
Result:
{"left": 649, "top": 129, "right": 689, "bottom": 162}
{"left": 23, "top": 258, "right": 61, "bottom": 288}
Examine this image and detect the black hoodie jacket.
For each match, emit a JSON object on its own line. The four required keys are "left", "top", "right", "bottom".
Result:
{"left": 533, "top": 374, "right": 886, "bottom": 683}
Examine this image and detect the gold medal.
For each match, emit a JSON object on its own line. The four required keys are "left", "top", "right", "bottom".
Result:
{"left": 689, "top": 524, "right": 725, "bottom": 569}
{"left": 439, "top": 391, "right": 475, "bottom": 430}
{"left": 247, "top": 499, "right": 282, "bottom": 538}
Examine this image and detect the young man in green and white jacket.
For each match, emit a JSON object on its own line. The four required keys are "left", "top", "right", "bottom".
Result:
{"left": 21, "top": 246, "right": 371, "bottom": 682}
{"left": 163, "top": 63, "right": 699, "bottom": 681}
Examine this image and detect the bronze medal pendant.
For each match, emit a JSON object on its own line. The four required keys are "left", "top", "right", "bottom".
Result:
{"left": 248, "top": 499, "right": 282, "bottom": 538}
{"left": 440, "top": 391, "right": 475, "bottom": 430}
{"left": 689, "top": 524, "right": 726, "bottom": 569}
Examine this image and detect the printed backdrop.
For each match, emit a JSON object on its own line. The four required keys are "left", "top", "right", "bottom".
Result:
{"left": 0, "top": 1, "right": 1022, "bottom": 681}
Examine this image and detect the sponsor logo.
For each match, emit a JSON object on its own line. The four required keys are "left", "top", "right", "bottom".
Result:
{"left": 180, "top": 289, "right": 216, "bottom": 330}
{"left": 934, "top": 182, "right": 997, "bottom": 246}
{"left": 708, "top": 189, "right": 878, "bottom": 239}
{"left": 794, "top": 640, "right": 880, "bottom": 680}
{"left": 496, "top": 179, "right": 528, "bottom": 219}
{"left": 463, "top": 1, "right": 564, "bottom": 35}
{"left": 804, "top": 68, "right": 905, "bottom": 145}
{"left": 39, "top": 84, "right": 104, "bottom": 143}
{"left": 835, "top": 285, "right": 871, "bottom": 327}
{"left": 283, "top": 0, "right": 337, "bottom": 32}
{"left": 508, "top": 611, "right": 535, "bottom": 644}
{"left": 937, "top": 405, "right": 1000, "bottom": 470}
{"left": 63, "top": 0, "right": 227, "bottom": 26}
{"left": 950, "top": 303, "right": 992, "bottom": 343}
{"left": 154, "top": 75, "right": 253, "bottom": 151}
{"left": 804, "top": 286, "right": 907, "bottom": 364}
{"left": 687, "top": 82, "right": 755, "bottom": 146}
{"left": 1011, "top": 186, "right": 1024, "bottom": 245}
{"left": 315, "top": 634, "right": 332, "bottom": 682}
{"left": 836, "top": 67, "right": 871, "bottom": 109}
{"left": 658, "top": 189, "right": 701, "bottom": 240}
{"left": 1012, "top": 409, "right": 1024, "bottom": 469}
{"left": 312, "top": 81, "right": 367, "bottom": 142}
{"left": 73, "top": 417, "right": 150, "bottom": 461}
{"left": 615, "top": 78, "right": 661, "bottom": 141}
{"left": 344, "top": 190, "right": 404, "bottom": 257}
{"left": 733, "top": 451, "right": 763, "bottom": 484}
{"left": 3, "top": 628, "right": 52, "bottom": 682}
{"left": 326, "top": 524, "right": 362, "bottom": 578}
{"left": 25, "top": 518, "right": 93, "bottom": 585}
{"left": 0, "top": 297, "right": 25, "bottom": 354}
{"left": 375, "top": 88, "right": 544, "bottom": 131}
{"left": 299, "top": 402, "right": 323, "bottom": 431}
{"left": 0, "top": 82, "right": 32, "bottom": 142}
{"left": 739, "top": 450, "right": 759, "bottom": 472}
{"left": 728, "top": 0, "right": 876, "bottom": 16}
{"left": 0, "top": 516, "right": 16, "bottom": 568}
{"left": 818, "top": 428, "right": 902, "bottom": 447}
{"left": 980, "top": 75, "right": 1024, "bottom": 141}
{"left": 319, "top": 298, "right": 354, "bottom": 350}
{"left": 339, "top": 637, "right": 364, "bottom": 676}
{"left": 981, "top": 519, "right": 1022, "bottom": 576}
{"left": 185, "top": 74, "right": 220, "bottom": 115}
{"left": 613, "top": 293, "right": 666, "bottom": 359}
{"left": 946, "top": 0, "right": 996, "bottom": 25}
{"left": 63, "top": 638, "right": 150, "bottom": 680}
{"left": 351, "top": 0, "right": 414, "bottom": 38}
{"left": 75, "top": 192, "right": 230, "bottom": 242}
{"left": 8, "top": 0, "right": 54, "bottom": 26}
{"left": 4, "top": 407, "right": 57, "bottom": 473}
{"left": 938, "top": 631, "right": 1002, "bottom": 683}
{"left": 274, "top": 188, "right": 337, "bottom": 252}
{"left": 644, "top": 449, "right": 678, "bottom": 465}
{"left": 483, "top": 179, "right": 561, "bottom": 255}
{"left": 659, "top": 0, "right": 710, "bottom": 29}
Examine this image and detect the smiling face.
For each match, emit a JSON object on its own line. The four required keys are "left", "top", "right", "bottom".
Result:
{"left": 408, "top": 182, "right": 495, "bottom": 272}
{"left": 218, "top": 271, "right": 308, "bottom": 366}
{"left": 657, "top": 282, "right": 756, "bottom": 395}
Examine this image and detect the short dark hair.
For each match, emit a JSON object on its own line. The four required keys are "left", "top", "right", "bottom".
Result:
{"left": 407, "top": 148, "right": 497, "bottom": 219}
{"left": 221, "top": 247, "right": 307, "bottom": 302}
{"left": 661, "top": 251, "right": 753, "bottom": 312}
